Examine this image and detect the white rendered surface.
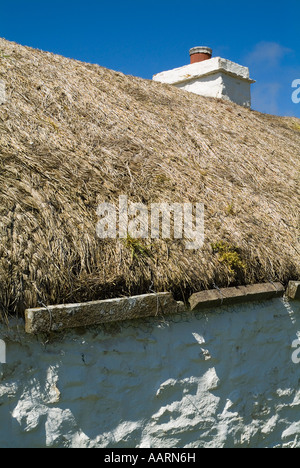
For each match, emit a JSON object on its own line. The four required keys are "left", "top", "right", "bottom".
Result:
{"left": 0, "top": 298, "right": 300, "bottom": 448}
{"left": 153, "top": 57, "right": 255, "bottom": 107}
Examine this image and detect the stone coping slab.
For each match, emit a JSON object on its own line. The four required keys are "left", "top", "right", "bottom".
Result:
{"left": 24, "top": 282, "right": 293, "bottom": 334}
{"left": 153, "top": 57, "right": 255, "bottom": 86}
{"left": 25, "top": 292, "right": 182, "bottom": 334}
{"left": 189, "top": 282, "right": 285, "bottom": 311}
{"left": 286, "top": 281, "right": 300, "bottom": 300}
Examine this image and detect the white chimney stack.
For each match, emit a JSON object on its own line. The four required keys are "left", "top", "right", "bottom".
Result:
{"left": 153, "top": 47, "right": 255, "bottom": 108}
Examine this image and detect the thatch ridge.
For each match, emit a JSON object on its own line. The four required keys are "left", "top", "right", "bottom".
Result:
{"left": 0, "top": 37, "right": 299, "bottom": 318}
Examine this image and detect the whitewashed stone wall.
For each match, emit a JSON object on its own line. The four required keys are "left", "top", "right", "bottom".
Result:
{"left": 175, "top": 73, "right": 252, "bottom": 108}
{"left": 153, "top": 57, "right": 255, "bottom": 108}
{"left": 0, "top": 297, "right": 300, "bottom": 448}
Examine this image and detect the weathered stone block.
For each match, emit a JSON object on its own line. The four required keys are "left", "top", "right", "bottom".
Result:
{"left": 25, "top": 292, "right": 181, "bottom": 334}
{"left": 286, "top": 281, "right": 300, "bottom": 300}
{"left": 189, "top": 282, "right": 285, "bottom": 311}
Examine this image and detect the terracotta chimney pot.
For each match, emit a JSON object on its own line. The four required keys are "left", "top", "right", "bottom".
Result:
{"left": 189, "top": 46, "right": 212, "bottom": 64}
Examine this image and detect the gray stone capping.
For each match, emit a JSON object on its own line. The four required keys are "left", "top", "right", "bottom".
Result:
{"left": 286, "top": 281, "right": 300, "bottom": 300}
{"left": 22, "top": 281, "right": 300, "bottom": 334}
{"left": 189, "top": 282, "right": 285, "bottom": 311}
{"left": 25, "top": 292, "right": 182, "bottom": 335}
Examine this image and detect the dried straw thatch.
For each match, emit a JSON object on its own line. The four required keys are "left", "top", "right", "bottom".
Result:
{"left": 0, "top": 38, "right": 299, "bottom": 319}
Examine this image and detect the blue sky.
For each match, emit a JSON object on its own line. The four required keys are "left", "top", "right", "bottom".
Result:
{"left": 1, "top": 0, "right": 300, "bottom": 117}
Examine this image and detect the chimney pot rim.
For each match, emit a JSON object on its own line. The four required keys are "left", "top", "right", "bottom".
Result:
{"left": 189, "top": 46, "right": 212, "bottom": 56}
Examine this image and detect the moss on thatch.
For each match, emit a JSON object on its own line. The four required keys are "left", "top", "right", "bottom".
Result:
{"left": 0, "top": 37, "right": 299, "bottom": 319}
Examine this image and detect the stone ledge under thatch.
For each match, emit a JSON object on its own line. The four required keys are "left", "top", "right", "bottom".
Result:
{"left": 24, "top": 281, "right": 300, "bottom": 334}
{"left": 189, "top": 282, "right": 284, "bottom": 311}
{"left": 25, "top": 292, "right": 183, "bottom": 334}
{"left": 286, "top": 281, "right": 300, "bottom": 300}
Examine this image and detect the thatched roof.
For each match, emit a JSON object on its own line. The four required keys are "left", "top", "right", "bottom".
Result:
{"left": 0, "top": 37, "right": 299, "bottom": 319}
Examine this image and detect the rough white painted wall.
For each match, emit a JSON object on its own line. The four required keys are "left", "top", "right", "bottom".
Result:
{"left": 153, "top": 57, "right": 254, "bottom": 107}
{"left": 175, "top": 73, "right": 225, "bottom": 99}
{"left": 175, "top": 73, "right": 252, "bottom": 107}
{"left": 0, "top": 297, "right": 300, "bottom": 448}
{"left": 153, "top": 57, "right": 252, "bottom": 85}
{"left": 220, "top": 73, "right": 252, "bottom": 108}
